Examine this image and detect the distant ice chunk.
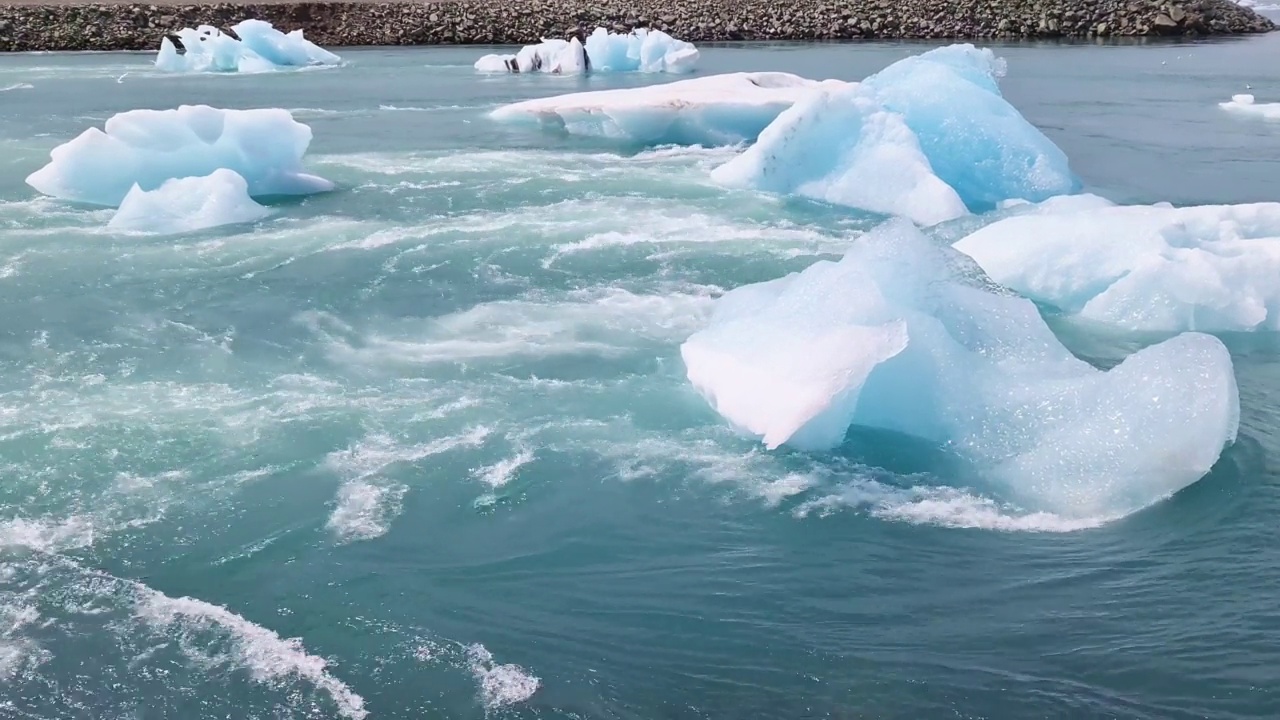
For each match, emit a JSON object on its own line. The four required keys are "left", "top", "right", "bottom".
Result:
{"left": 232, "top": 19, "right": 341, "bottom": 66}
{"left": 26, "top": 104, "right": 334, "bottom": 207}
{"left": 475, "top": 27, "right": 698, "bottom": 74}
{"left": 712, "top": 44, "right": 1079, "bottom": 224}
{"left": 954, "top": 196, "right": 1280, "bottom": 332}
{"left": 1219, "top": 93, "right": 1280, "bottom": 121}
{"left": 682, "top": 219, "right": 1238, "bottom": 519}
{"left": 108, "top": 169, "right": 270, "bottom": 234}
{"left": 490, "top": 72, "right": 848, "bottom": 145}
{"left": 155, "top": 22, "right": 340, "bottom": 74}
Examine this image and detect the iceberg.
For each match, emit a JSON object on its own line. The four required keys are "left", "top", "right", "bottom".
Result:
{"left": 26, "top": 104, "right": 334, "bottom": 207}
{"left": 953, "top": 196, "right": 1280, "bottom": 332}
{"left": 1220, "top": 93, "right": 1280, "bottom": 121}
{"left": 711, "top": 44, "right": 1080, "bottom": 225}
{"left": 490, "top": 72, "right": 848, "bottom": 146}
{"left": 108, "top": 169, "right": 271, "bottom": 234}
{"left": 475, "top": 27, "right": 698, "bottom": 74}
{"left": 681, "top": 219, "right": 1238, "bottom": 519}
{"left": 155, "top": 21, "right": 340, "bottom": 74}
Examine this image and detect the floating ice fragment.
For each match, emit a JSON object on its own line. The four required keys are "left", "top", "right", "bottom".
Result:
{"left": 475, "top": 27, "right": 698, "bottom": 74}
{"left": 712, "top": 44, "right": 1079, "bottom": 224}
{"left": 1219, "top": 93, "right": 1280, "bottom": 121}
{"left": 953, "top": 195, "right": 1280, "bottom": 332}
{"left": 26, "top": 105, "right": 334, "bottom": 207}
{"left": 155, "top": 21, "right": 340, "bottom": 73}
{"left": 108, "top": 169, "right": 270, "bottom": 235}
{"left": 681, "top": 219, "right": 1238, "bottom": 519}
{"left": 232, "top": 19, "right": 342, "bottom": 67}
{"left": 490, "top": 72, "right": 848, "bottom": 145}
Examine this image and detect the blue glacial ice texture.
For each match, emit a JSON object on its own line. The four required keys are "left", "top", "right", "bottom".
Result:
{"left": 680, "top": 219, "right": 1239, "bottom": 519}
{"left": 155, "top": 22, "right": 340, "bottom": 74}
{"left": 26, "top": 105, "right": 334, "bottom": 207}
{"left": 953, "top": 195, "right": 1280, "bottom": 332}
{"left": 107, "top": 168, "right": 271, "bottom": 235}
{"left": 712, "top": 44, "right": 1081, "bottom": 224}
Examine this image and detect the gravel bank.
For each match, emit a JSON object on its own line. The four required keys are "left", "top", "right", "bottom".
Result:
{"left": 0, "top": 0, "right": 1273, "bottom": 52}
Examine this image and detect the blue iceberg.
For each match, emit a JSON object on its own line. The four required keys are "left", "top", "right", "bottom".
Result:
{"left": 108, "top": 169, "right": 271, "bottom": 235}
{"left": 953, "top": 195, "right": 1280, "bottom": 332}
{"left": 681, "top": 219, "right": 1238, "bottom": 519}
{"left": 475, "top": 27, "right": 698, "bottom": 74}
{"left": 490, "top": 72, "right": 848, "bottom": 146}
{"left": 155, "top": 21, "right": 340, "bottom": 74}
{"left": 26, "top": 105, "right": 334, "bottom": 207}
{"left": 712, "top": 44, "right": 1080, "bottom": 225}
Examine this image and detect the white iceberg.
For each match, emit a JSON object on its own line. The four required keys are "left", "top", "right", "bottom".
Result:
{"left": 490, "top": 72, "right": 848, "bottom": 146}
{"left": 26, "top": 104, "right": 334, "bottom": 207}
{"left": 155, "top": 21, "right": 340, "bottom": 74}
{"left": 953, "top": 196, "right": 1280, "bottom": 332}
{"left": 475, "top": 27, "right": 698, "bottom": 74}
{"left": 108, "top": 169, "right": 271, "bottom": 234}
{"left": 681, "top": 219, "right": 1238, "bottom": 519}
{"left": 1219, "top": 93, "right": 1280, "bottom": 121}
{"left": 711, "top": 44, "right": 1080, "bottom": 225}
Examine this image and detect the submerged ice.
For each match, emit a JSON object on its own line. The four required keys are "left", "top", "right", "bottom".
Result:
{"left": 475, "top": 27, "right": 698, "bottom": 74}
{"left": 681, "top": 220, "right": 1238, "bottom": 518}
{"left": 156, "top": 21, "right": 341, "bottom": 73}
{"left": 712, "top": 44, "right": 1079, "bottom": 225}
{"left": 953, "top": 196, "right": 1280, "bottom": 332}
{"left": 490, "top": 72, "right": 847, "bottom": 145}
{"left": 108, "top": 169, "right": 271, "bottom": 234}
{"left": 26, "top": 105, "right": 334, "bottom": 207}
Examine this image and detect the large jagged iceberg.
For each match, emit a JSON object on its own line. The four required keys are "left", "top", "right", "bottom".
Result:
{"left": 681, "top": 219, "right": 1238, "bottom": 519}
{"left": 953, "top": 196, "right": 1280, "bottom": 332}
{"left": 26, "top": 105, "right": 334, "bottom": 207}
{"left": 475, "top": 27, "right": 698, "bottom": 74}
{"left": 711, "top": 44, "right": 1080, "bottom": 225}
{"left": 490, "top": 72, "right": 848, "bottom": 145}
{"left": 1220, "top": 94, "right": 1280, "bottom": 121}
{"left": 108, "top": 169, "right": 271, "bottom": 234}
{"left": 155, "top": 21, "right": 340, "bottom": 74}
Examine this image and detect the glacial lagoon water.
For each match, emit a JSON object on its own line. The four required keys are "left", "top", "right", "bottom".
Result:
{"left": 2, "top": 35, "right": 1280, "bottom": 719}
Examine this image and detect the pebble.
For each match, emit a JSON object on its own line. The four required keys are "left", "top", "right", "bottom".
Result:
{"left": 0, "top": 0, "right": 1272, "bottom": 52}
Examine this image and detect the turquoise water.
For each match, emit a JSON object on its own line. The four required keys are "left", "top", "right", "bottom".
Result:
{"left": 2, "top": 36, "right": 1280, "bottom": 719}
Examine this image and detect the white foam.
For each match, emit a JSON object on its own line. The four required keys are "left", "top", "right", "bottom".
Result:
{"left": 465, "top": 643, "right": 540, "bottom": 710}
{"left": 1220, "top": 93, "right": 1280, "bottom": 121}
{"left": 327, "top": 479, "right": 409, "bottom": 542}
{"left": 473, "top": 447, "right": 535, "bottom": 490}
{"left": 325, "top": 428, "right": 492, "bottom": 542}
{"left": 0, "top": 516, "right": 96, "bottom": 552}
{"left": 304, "top": 286, "right": 717, "bottom": 367}
{"left": 135, "top": 589, "right": 368, "bottom": 719}
{"left": 793, "top": 479, "right": 1110, "bottom": 532}
{"left": 0, "top": 83, "right": 33, "bottom": 92}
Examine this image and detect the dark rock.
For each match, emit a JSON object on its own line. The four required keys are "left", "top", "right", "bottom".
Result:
{"left": 0, "top": 0, "right": 1271, "bottom": 52}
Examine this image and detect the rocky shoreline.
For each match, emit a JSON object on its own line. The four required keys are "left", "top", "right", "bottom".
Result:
{"left": 0, "top": 0, "right": 1273, "bottom": 52}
